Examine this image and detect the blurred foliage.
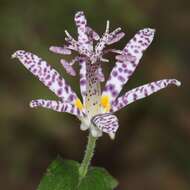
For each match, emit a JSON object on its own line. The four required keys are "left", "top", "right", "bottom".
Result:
{"left": 37, "top": 158, "right": 118, "bottom": 190}
{"left": 0, "top": 0, "right": 190, "bottom": 189}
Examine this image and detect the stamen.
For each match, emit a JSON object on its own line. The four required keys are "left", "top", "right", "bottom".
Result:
{"left": 74, "top": 98, "right": 84, "bottom": 110}
{"left": 101, "top": 95, "right": 111, "bottom": 112}
{"left": 106, "top": 20, "right": 110, "bottom": 34}
{"left": 65, "top": 30, "right": 73, "bottom": 39}
{"left": 109, "top": 132, "right": 115, "bottom": 140}
{"left": 100, "top": 58, "right": 109, "bottom": 62}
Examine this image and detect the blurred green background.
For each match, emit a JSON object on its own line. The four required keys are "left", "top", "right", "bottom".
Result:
{"left": 0, "top": 0, "right": 189, "bottom": 189}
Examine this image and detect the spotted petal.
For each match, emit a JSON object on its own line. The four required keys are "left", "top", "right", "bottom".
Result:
{"left": 79, "top": 58, "right": 87, "bottom": 103}
{"left": 92, "top": 23, "right": 125, "bottom": 64}
{"left": 49, "top": 46, "right": 72, "bottom": 55}
{"left": 96, "top": 67, "right": 105, "bottom": 82}
{"left": 75, "top": 11, "right": 92, "bottom": 51}
{"left": 12, "top": 50, "right": 78, "bottom": 103}
{"left": 102, "top": 28, "right": 155, "bottom": 104}
{"left": 30, "top": 99, "right": 85, "bottom": 117}
{"left": 60, "top": 59, "right": 76, "bottom": 76}
{"left": 86, "top": 26, "right": 100, "bottom": 41}
{"left": 82, "top": 61, "right": 101, "bottom": 117}
{"left": 64, "top": 30, "right": 79, "bottom": 52}
{"left": 79, "top": 57, "right": 102, "bottom": 114}
{"left": 106, "top": 27, "right": 125, "bottom": 45}
{"left": 91, "top": 113, "right": 119, "bottom": 139}
{"left": 94, "top": 21, "right": 110, "bottom": 58}
{"left": 111, "top": 79, "right": 181, "bottom": 112}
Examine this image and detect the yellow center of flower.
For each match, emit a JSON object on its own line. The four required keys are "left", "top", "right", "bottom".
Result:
{"left": 74, "top": 98, "right": 84, "bottom": 110}
{"left": 101, "top": 95, "right": 111, "bottom": 112}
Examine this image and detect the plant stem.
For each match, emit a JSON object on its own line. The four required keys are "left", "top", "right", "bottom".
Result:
{"left": 79, "top": 133, "right": 97, "bottom": 181}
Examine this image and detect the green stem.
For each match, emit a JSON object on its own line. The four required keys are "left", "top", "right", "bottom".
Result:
{"left": 79, "top": 133, "right": 97, "bottom": 181}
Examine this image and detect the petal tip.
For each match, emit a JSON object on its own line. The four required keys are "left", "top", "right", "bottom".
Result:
{"left": 90, "top": 127, "right": 102, "bottom": 138}
{"left": 49, "top": 46, "right": 54, "bottom": 52}
{"left": 11, "top": 50, "right": 25, "bottom": 59}
{"left": 75, "top": 11, "right": 84, "bottom": 15}
{"left": 60, "top": 59, "right": 76, "bottom": 76}
{"left": 145, "top": 27, "right": 156, "bottom": 32}
{"left": 75, "top": 11, "right": 85, "bottom": 21}
{"left": 80, "top": 123, "right": 89, "bottom": 131}
{"left": 174, "top": 79, "right": 181, "bottom": 87}
{"left": 120, "top": 32, "right": 126, "bottom": 38}
{"left": 29, "top": 100, "right": 39, "bottom": 108}
{"left": 140, "top": 28, "right": 156, "bottom": 38}
{"left": 11, "top": 52, "right": 16, "bottom": 59}
{"left": 29, "top": 101, "right": 35, "bottom": 108}
{"left": 109, "top": 132, "right": 116, "bottom": 140}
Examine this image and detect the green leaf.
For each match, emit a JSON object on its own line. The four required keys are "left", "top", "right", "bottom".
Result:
{"left": 37, "top": 157, "right": 118, "bottom": 190}
{"left": 78, "top": 167, "right": 118, "bottom": 190}
{"left": 37, "top": 157, "right": 79, "bottom": 190}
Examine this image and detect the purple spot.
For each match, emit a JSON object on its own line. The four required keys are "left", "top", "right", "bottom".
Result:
{"left": 123, "top": 97, "right": 128, "bottom": 105}
{"left": 150, "top": 85, "right": 155, "bottom": 90}
{"left": 107, "top": 84, "right": 115, "bottom": 91}
{"left": 65, "top": 86, "right": 69, "bottom": 93}
{"left": 61, "top": 105, "right": 65, "bottom": 112}
{"left": 144, "top": 89, "right": 148, "bottom": 96}
{"left": 118, "top": 75, "right": 125, "bottom": 82}
{"left": 44, "top": 68, "right": 47, "bottom": 73}
{"left": 133, "top": 93, "right": 137, "bottom": 101}
{"left": 45, "top": 75, "right": 50, "bottom": 80}
{"left": 118, "top": 68, "right": 123, "bottom": 72}
{"left": 80, "top": 79, "right": 87, "bottom": 85}
{"left": 64, "top": 105, "right": 68, "bottom": 111}
{"left": 122, "top": 63, "right": 127, "bottom": 68}
{"left": 77, "top": 109, "right": 80, "bottom": 115}
{"left": 68, "top": 94, "right": 75, "bottom": 101}
{"left": 57, "top": 88, "right": 62, "bottom": 95}
{"left": 47, "top": 81, "right": 52, "bottom": 87}
{"left": 112, "top": 90, "right": 118, "bottom": 97}
{"left": 134, "top": 49, "right": 139, "bottom": 54}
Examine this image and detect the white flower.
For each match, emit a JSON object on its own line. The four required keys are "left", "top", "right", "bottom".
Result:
{"left": 12, "top": 11, "right": 181, "bottom": 140}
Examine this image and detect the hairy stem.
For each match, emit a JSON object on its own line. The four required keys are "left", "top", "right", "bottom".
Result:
{"left": 79, "top": 133, "right": 97, "bottom": 181}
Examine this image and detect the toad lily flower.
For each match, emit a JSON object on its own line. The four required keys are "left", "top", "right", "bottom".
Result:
{"left": 49, "top": 11, "right": 125, "bottom": 79}
{"left": 12, "top": 11, "right": 181, "bottom": 140}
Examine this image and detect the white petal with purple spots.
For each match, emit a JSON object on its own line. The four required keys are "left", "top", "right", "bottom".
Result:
{"left": 79, "top": 58, "right": 87, "bottom": 103}
{"left": 60, "top": 59, "right": 76, "bottom": 76}
{"left": 91, "top": 113, "right": 119, "bottom": 134}
{"left": 86, "top": 26, "right": 100, "bottom": 41}
{"left": 111, "top": 79, "right": 181, "bottom": 112}
{"left": 84, "top": 61, "right": 102, "bottom": 118}
{"left": 75, "top": 11, "right": 92, "bottom": 52}
{"left": 102, "top": 28, "right": 155, "bottom": 103}
{"left": 106, "top": 27, "right": 125, "bottom": 45}
{"left": 12, "top": 12, "right": 181, "bottom": 140}
{"left": 30, "top": 99, "right": 85, "bottom": 117}
{"left": 49, "top": 46, "right": 71, "bottom": 55}
{"left": 12, "top": 50, "right": 78, "bottom": 103}
{"left": 96, "top": 67, "right": 105, "bottom": 82}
